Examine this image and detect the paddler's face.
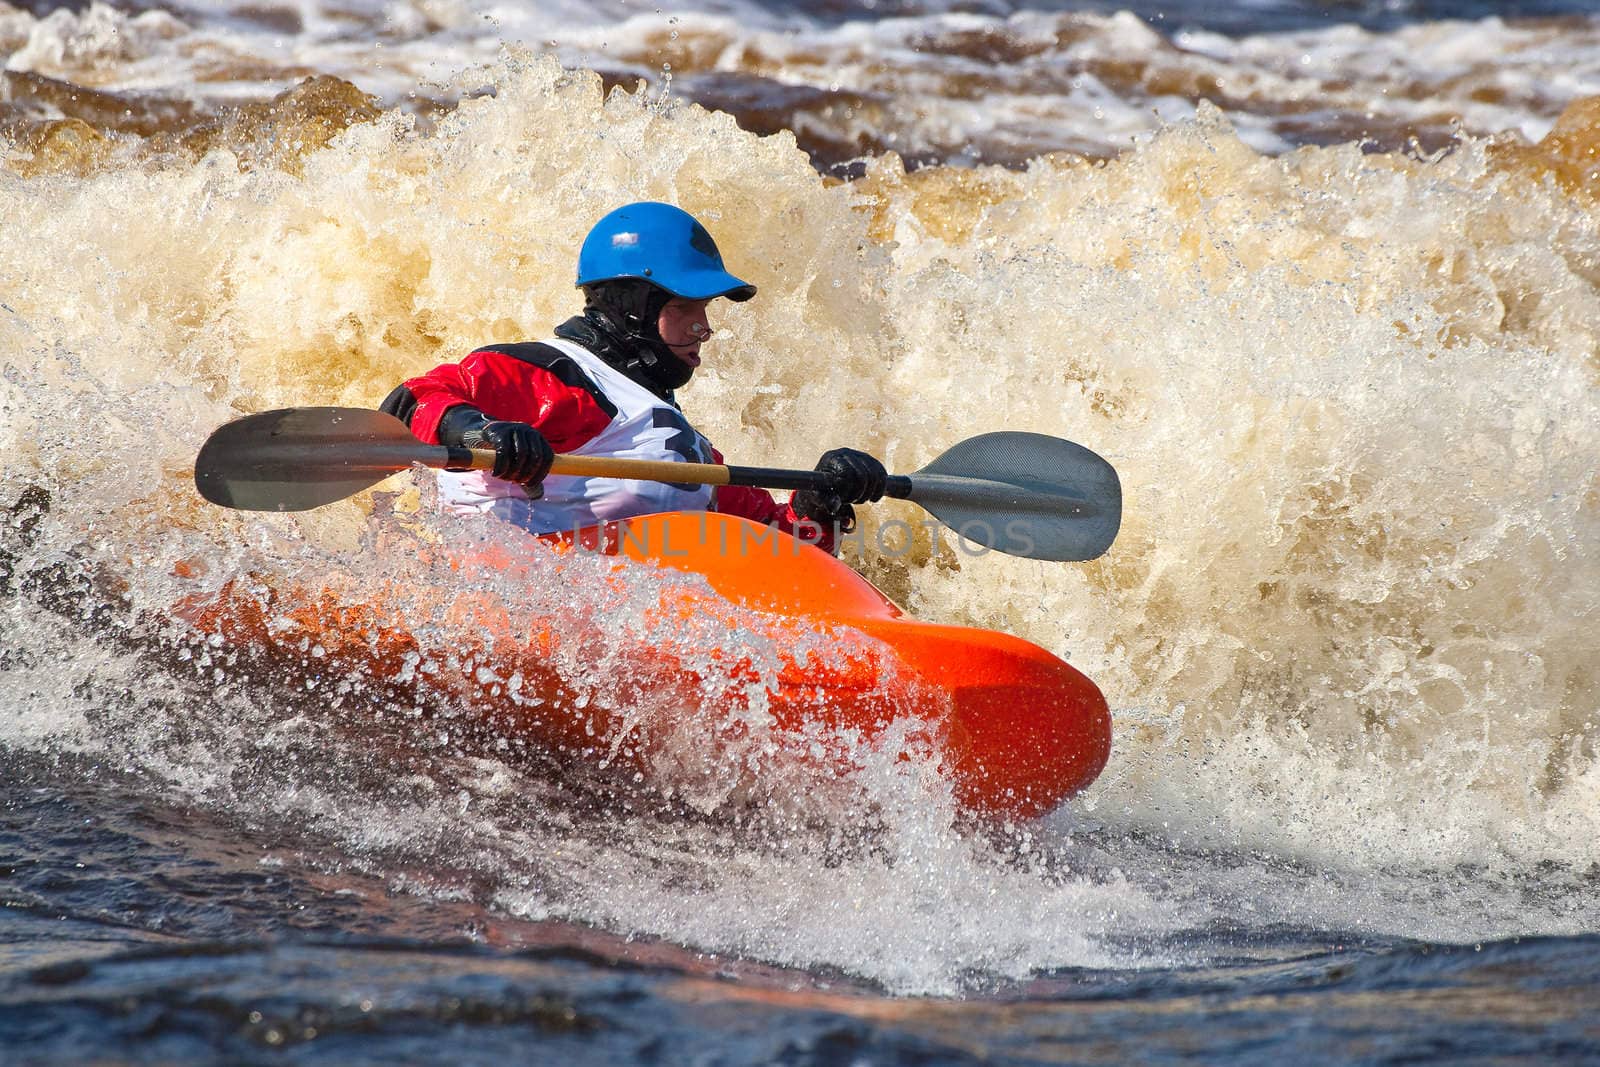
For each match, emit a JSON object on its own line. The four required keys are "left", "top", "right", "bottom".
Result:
{"left": 657, "top": 298, "right": 712, "bottom": 371}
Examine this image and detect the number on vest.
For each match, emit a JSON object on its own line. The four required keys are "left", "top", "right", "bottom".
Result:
{"left": 652, "top": 409, "right": 713, "bottom": 490}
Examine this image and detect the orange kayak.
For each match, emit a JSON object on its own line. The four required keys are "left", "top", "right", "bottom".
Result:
{"left": 184, "top": 511, "right": 1110, "bottom": 820}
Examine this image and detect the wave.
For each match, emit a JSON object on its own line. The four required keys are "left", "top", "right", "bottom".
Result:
{"left": 3, "top": 1, "right": 1597, "bottom": 168}
{"left": 2, "top": 51, "right": 1597, "bottom": 988}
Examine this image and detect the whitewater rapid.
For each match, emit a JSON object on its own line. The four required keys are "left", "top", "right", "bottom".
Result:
{"left": 4, "top": 24, "right": 1599, "bottom": 992}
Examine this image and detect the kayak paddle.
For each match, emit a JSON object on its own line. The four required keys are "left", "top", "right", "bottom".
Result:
{"left": 194, "top": 407, "right": 1120, "bottom": 561}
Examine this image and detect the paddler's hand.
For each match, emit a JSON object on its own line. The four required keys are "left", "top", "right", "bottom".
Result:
{"left": 438, "top": 405, "right": 553, "bottom": 496}
{"left": 471, "top": 421, "right": 555, "bottom": 491}
{"left": 816, "top": 447, "right": 887, "bottom": 504}
{"left": 792, "top": 448, "right": 887, "bottom": 532}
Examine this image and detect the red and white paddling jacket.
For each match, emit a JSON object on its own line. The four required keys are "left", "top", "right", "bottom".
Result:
{"left": 392, "top": 337, "right": 828, "bottom": 545}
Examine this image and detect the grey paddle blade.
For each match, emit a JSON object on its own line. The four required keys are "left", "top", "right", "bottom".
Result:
{"left": 194, "top": 407, "right": 448, "bottom": 512}
{"left": 906, "top": 431, "right": 1121, "bottom": 562}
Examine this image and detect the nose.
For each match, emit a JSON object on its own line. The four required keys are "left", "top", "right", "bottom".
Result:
{"left": 660, "top": 300, "right": 714, "bottom": 349}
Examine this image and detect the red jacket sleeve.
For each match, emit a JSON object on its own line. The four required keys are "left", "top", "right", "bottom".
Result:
{"left": 403, "top": 349, "right": 613, "bottom": 454}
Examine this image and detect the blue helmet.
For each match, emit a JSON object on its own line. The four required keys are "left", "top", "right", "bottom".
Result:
{"left": 576, "top": 202, "right": 756, "bottom": 302}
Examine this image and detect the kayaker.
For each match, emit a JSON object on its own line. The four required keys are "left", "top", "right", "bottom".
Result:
{"left": 379, "top": 202, "right": 885, "bottom": 550}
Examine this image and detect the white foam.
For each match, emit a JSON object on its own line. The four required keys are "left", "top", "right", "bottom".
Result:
{"left": 2, "top": 51, "right": 1597, "bottom": 991}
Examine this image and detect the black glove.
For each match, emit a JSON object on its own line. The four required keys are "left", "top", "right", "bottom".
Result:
{"left": 791, "top": 448, "right": 887, "bottom": 530}
{"left": 818, "top": 448, "right": 888, "bottom": 505}
{"left": 473, "top": 421, "right": 554, "bottom": 487}
{"left": 439, "top": 406, "right": 554, "bottom": 491}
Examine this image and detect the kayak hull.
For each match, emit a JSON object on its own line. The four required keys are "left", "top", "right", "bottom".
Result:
{"left": 183, "top": 511, "right": 1110, "bottom": 820}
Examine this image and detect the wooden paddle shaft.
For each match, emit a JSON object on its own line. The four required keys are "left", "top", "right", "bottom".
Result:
{"left": 451, "top": 447, "right": 902, "bottom": 495}
{"left": 452, "top": 447, "right": 728, "bottom": 483}
{"left": 457, "top": 444, "right": 921, "bottom": 499}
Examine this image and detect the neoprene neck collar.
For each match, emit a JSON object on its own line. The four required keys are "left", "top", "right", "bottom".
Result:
{"left": 556, "top": 311, "right": 690, "bottom": 402}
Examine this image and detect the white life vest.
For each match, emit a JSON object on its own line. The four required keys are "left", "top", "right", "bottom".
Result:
{"left": 435, "top": 338, "right": 715, "bottom": 534}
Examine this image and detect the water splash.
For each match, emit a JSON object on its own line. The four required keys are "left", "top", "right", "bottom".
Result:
{"left": 3, "top": 51, "right": 1597, "bottom": 991}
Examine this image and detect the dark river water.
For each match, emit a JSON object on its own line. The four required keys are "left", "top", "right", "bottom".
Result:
{"left": 4, "top": 0, "right": 1599, "bottom": 1061}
